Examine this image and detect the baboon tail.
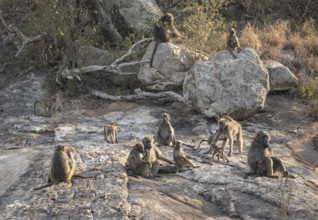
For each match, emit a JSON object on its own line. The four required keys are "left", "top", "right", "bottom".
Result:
{"left": 193, "top": 140, "right": 208, "bottom": 151}
{"left": 33, "top": 179, "right": 59, "bottom": 191}
{"left": 150, "top": 42, "right": 159, "bottom": 67}
{"left": 33, "top": 101, "right": 39, "bottom": 115}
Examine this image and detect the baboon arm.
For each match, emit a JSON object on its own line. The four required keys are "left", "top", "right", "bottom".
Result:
{"left": 158, "top": 155, "right": 174, "bottom": 164}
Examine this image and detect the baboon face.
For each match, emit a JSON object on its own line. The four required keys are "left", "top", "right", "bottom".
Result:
{"left": 134, "top": 143, "right": 145, "bottom": 154}
{"left": 161, "top": 13, "right": 173, "bottom": 25}
{"left": 56, "top": 144, "right": 66, "bottom": 152}
{"left": 162, "top": 113, "right": 171, "bottom": 122}
{"left": 175, "top": 140, "right": 182, "bottom": 149}
{"left": 229, "top": 28, "right": 236, "bottom": 36}
{"left": 142, "top": 137, "right": 153, "bottom": 149}
{"left": 257, "top": 131, "right": 270, "bottom": 148}
{"left": 218, "top": 119, "right": 228, "bottom": 130}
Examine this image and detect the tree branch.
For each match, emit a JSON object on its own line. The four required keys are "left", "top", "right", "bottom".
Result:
{"left": 110, "top": 38, "right": 153, "bottom": 67}
{"left": 0, "top": 13, "right": 47, "bottom": 57}
{"left": 60, "top": 38, "right": 152, "bottom": 80}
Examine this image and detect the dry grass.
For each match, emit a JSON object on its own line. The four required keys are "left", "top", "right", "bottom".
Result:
{"left": 239, "top": 19, "right": 318, "bottom": 117}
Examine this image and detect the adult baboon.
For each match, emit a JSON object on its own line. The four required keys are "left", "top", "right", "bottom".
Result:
{"left": 173, "top": 140, "right": 200, "bottom": 173}
{"left": 155, "top": 113, "right": 176, "bottom": 147}
{"left": 104, "top": 122, "right": 119, "bottom": 144}
{"left": 33, "top": 145, "right": 76, "bottom": 190}
{"left": 227, "top": 27, "right": 241, "bottom": 59}
{"left": 127, "top": 142, "right": 153, "bottom": 178}
{"left": 205, "top": 116, "right": 243, "bottom": 157}
{"left": 247, "top": 131, "right": 278, "bottom": 178}
{"left": 150, "top": 13, "right": 183, "bottom": 67}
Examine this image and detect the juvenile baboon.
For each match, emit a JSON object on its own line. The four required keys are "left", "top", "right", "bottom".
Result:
{"left": 173, "top": 140, "right": 200, "bottom": 173}
{"left": 142, "top": 136, "right": 174, "bottom": 164}
{"left": 33, "top": 145, "right": 76, "bottom": 190}
{"left": 104, "top": 122, "right": 119, "bottom": 144}
{"left": 155, "top": 113, "right": 176, "bottom": 147}
{"left": 247, "top": 131, "right": 278, "bottom": 178}
{"left": 256, "top": 156, "right": 288, "bottom": 178}
{"left": 205, "top": 116, "right": 243, "bottom": 157}
{"left": 193, "top": 131, "right": 215, "bottom": 151}
{"left": 34, "top": 99, "right": 55, "bottom": 117}
{"left": 54, "top": 90, "right": 63, "bottom": 113}
{"left": 150, "top": 13, "right": 183, "bottom": 67}
{"left": 227, "top": 27, "right": 241, "bottom": 59}
{"left": 127, "top": 142, "right": 153, "bottom": 178}
{"left": 210, "top": 143, "right": 229, "bottom": 164}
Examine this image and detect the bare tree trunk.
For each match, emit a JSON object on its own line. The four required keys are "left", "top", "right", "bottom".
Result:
{"left": 87, "top": 0, "right": 122, "bottom": 41}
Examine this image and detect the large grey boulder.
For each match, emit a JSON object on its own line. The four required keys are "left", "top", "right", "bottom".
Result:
{"left": 104, "top": 0, "right": 162, "bottom": 31}
{"left": 263, "top": 60, "right": 298, "bottom": 92}
{"left": 138, "top": 42, "right": 195, "bottom": 91}
{"left": 77, "top": 46, "right": 116, "bottom": 67}
{"left": 183, "top": 48, "right": 270, "bottom": 120}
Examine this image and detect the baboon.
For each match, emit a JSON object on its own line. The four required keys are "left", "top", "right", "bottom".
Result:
{"left": 150, "top": 13, "right": 183, "bottom": 67}
{"left": 33, "top": 145, "right": 76, "bottom": 190}
{"left": 155, "top": 113, "right": 176, "bottom": 147}
{"left": 193, "top": 131, "right": 215, "bottom": 151}
{"left": 247, "top": 131, "right": 278, "bottom": 178}
{"left": 34, "top": 91, "right": 63, "bottom": 117}
{"left": 142, "top": 136, "right": 174, "bottom": 164}
{"left": 34, "top": 99, "right": 55, "bottom": 117}
{"left": 205, "top": 116, "right": 243, "bottom": 157}
{"left": 54, "top": 90, "right": 63, "bottom": 113}
{"left": 104, "top": 122, "right": 119, "bottom": 144}
{"left": 256, "top": 156, "right": 294, "bottom": 178}
{"left": 210, "top": 143, "right": 229, "bottom": 164}
{"left": 173, "top": 140, "right": 200, "bottom": 173}
{"left": 127, "top": 142, "right": 153, "bottom": 178}
{"left": 227, "top": 27, "right": 241, "bottom": 59}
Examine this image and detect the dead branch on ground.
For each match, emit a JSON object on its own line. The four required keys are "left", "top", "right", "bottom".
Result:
{"left": 91, "top": 88, "right": 186, "bottom": 104}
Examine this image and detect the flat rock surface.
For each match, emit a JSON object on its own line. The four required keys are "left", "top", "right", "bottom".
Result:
{"left": 0, "top": 71, "right": 318, "bottom": 219}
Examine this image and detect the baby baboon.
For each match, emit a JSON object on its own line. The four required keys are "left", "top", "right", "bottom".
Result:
{"left": 227, "top": 27, "right": 241, "bottom": 59}
{"left": 205, "top": 116, "right": 243, "bottom": 157}
{"left": 33, "top": 145, "right": 76, "bottom": 190}
{"left": 210, "top": 143, "right": 229, "bottom": 164}
{"left": 150, "top": 13, "right": 183, "bottom": 67}
{"left": 127, "top": 142, "right": 153, "bottom": 178}
{"left": 155, "top": 113, "right": 176, "bottom": 147}
{"left": 247, "top": 131, "right": 276, "bottom": 178}
{"left": 173, "top": 140, "right": 200, "bottom": 173}
{"left": 256, "top": 157, "right": 289, "bottom": 178}
{"left": 104, "top": 122, "right": 119, "bottom": 144}
{"left": 34, "top": 99, "right": 55, "bottom": 117}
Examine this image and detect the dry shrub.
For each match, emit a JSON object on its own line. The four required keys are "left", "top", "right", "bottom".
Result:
{"left": 239, "top": 24, "right": 262, "bottom": 53}
{"left": 286, "top": 33, "right": 303, "bottom": 50}
{"left": 262, "top": 22, "right": 289, "bottom": 49}
{"left": 309, "top": 99, "right": 318, "bottom": 119}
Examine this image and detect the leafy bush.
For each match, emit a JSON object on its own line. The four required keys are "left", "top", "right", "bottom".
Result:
{"left": 180, "top": 0, "right": 231, "bottom": 54}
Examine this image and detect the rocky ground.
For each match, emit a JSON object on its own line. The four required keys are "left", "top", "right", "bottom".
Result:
{"left": 0, "top": 69, "right": 318, "bottom": 219}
